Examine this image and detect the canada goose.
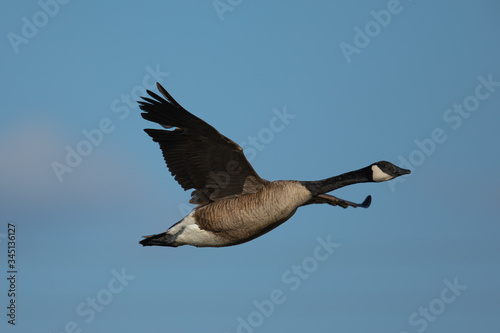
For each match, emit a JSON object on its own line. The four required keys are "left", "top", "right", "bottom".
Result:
{"left": 138, "top": 83, "right": 410, "bottom": 248}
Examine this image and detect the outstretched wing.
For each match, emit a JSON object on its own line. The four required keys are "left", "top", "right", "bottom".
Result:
{"left": 302, "top": 194, "right": 372, "bottom": 209}
{"left": 139, "top": 83, "right": 267, "bottom": 205}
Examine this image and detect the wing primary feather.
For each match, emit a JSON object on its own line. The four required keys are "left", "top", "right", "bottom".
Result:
{"left": 156, "top": 82, "right": 183, "bottom": 108}
{"left": 138, "top": 83, "right": 266, "bottom": 204}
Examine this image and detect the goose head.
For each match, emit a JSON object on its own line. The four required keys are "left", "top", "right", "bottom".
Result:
{"left": 370, "top": 161, "right": 411, "bottom": 182}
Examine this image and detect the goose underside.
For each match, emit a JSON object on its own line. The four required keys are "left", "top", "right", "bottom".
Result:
{"left": 212, "top": 209, "right": 299, "bottom": 247}
{"left": 139, "top": 207, "right": 299, "bottom": 248}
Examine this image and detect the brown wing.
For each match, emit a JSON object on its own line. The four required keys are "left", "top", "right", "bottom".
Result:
{"left": 138, "top": 83, "right": 267, "bottom": 205}
{"left": 302, "top": 194, "right": 372, "bottom": 209}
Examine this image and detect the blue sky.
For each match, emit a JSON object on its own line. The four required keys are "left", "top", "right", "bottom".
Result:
{"left": 1, "top": 1, "right": 499, "bottom": 332}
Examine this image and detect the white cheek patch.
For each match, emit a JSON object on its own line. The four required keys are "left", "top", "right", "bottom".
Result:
{"left": 371, "top": 165, "right": 393, "bottom": 182}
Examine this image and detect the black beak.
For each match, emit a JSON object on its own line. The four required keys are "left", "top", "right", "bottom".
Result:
{"left": 395, "top": 166, "right": 411, "bottom": 176}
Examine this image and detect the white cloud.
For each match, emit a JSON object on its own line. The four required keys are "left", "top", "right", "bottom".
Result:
{"left": 0, "top": 119, "right": 146, "bottom": 211}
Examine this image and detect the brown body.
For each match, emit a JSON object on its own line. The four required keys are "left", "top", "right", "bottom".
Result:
{"left": 192, "top": 181, "right": 312, "bottom": 246}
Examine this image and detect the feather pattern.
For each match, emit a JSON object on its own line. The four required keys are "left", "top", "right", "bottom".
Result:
{"left": 139, "top": 83, "right": 267, "bottom": 205}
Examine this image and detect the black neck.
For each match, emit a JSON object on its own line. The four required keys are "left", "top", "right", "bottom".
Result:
{"left": 302, "top": 166, "right": 372, "bottom": 196}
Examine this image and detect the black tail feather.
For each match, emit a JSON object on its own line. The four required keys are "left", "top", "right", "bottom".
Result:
{"left": 139, "top": 232, "right": 178, "bottom": 247}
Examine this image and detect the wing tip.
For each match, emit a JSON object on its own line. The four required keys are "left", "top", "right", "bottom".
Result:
{"left": 360, "top": 195, "right": 372, "bottom": 208}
